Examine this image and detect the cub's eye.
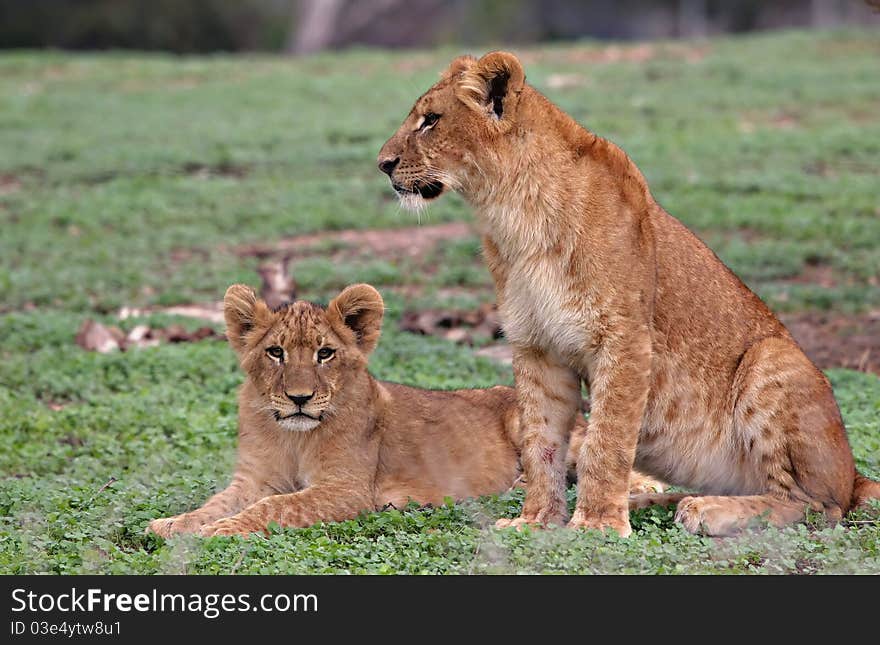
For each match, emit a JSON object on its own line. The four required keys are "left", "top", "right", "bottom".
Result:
{"left": 266, "top": 346, "right": 284, "bottom": 360}
{"left": 316, "top": 347, "right": 335, "bottom": 362}
{"left": 420, "top": 112, "right": 440, "bottom": 130}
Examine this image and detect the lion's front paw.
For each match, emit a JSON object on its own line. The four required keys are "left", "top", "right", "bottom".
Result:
{"left": 567, "top": 508, "right": 632, "bottom": 537}
{"left": 148, "top": 514, "right": 201, "bottom": 538}
{"left": 494, "top": 509, "right": 566, "bottom": 531}
{"left": 199, "top": 517, "right": 261, "bottom": 538}
{"left": 494, "top": 516, "right": 540, "bottom": 531}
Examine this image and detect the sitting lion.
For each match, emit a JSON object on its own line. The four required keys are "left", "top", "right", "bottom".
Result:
{"left": 376, "top": 51, "right": 880, "bottom": 536}
{"left": 148, "top": 283, "right": 663, "bottom": 537}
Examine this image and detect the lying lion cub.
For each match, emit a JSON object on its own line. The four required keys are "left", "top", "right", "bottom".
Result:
{"left": 149, "top": 283, "right": 662, "bottom": 537}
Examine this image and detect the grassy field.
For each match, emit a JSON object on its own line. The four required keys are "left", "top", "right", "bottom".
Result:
{"left": 1, "top": 29, "right": 878, "bottom": 574}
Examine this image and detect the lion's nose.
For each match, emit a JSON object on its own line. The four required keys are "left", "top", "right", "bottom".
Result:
{"left": 286, "top": 392, "right": 314, "bottom": 407}
{"left": 378, "top": 156, "right": 400, "bottom": 176}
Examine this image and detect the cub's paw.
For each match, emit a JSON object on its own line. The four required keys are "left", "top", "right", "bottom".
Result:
{"left": 494, "top": 510, "right": 566, "bottom": 531}
{"left": 147, "top": 514, "right": 201, "bottom": 538}
{"left": 199, "top": 517, "right": 260, "bottom": 538}
{"left": 567, "top": 508, "right": 632, "bottom": 538}
{"left": 494, "top": 517, "right": 542, "bottom": 531}
{"left": 628, "top": 473, "right": 666, "bottom": 495}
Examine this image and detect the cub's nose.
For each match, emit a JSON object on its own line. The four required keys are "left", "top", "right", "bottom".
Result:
{"left": 378, "top": 156, "right": 400, "bottom": 176}
{"left": 286, "top": 392, "right": 314, "bottom": 407}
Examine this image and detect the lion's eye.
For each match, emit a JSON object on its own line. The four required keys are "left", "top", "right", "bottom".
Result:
{"left": 266, "top": 346, "right": 284, "bottom": 360}
{"left": 421, "top": 113, "right": 440, "bottom": 130}
{"left": 316, "top": 347, "right": 335, "bottom": 362}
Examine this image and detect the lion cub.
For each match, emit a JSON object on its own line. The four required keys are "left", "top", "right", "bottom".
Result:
{"left": 378, "top": 51, "right": 879, "bottom": 536}
{"left": 149, "top": 283, "right": 661, "bottom": 537}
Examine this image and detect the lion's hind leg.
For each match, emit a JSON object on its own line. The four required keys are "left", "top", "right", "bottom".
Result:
{"left": 852, "top": 474, "right": 880, "bottom": 510}
{"left": 627, "top": 491, "right": 808, "bottom": 535}
{"left": 673, "top": 493, "right": 818, "bottom": 536}
{"left": 674, "top": 336, "right": 854, "bottom": 536}
{"left": 628, "top": 492, "right": 691, "bottom": 510}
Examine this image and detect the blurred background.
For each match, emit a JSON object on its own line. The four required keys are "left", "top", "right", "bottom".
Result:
{"left": 2, "top": 0, "right": 879, "bottom": 53}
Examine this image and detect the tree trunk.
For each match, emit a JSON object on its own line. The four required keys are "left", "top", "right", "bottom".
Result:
{"left": 287, "top": 0, "right": 345, "bottom": 55}
{"left": 678, "top": 0, "right": 708, "bottom": 38}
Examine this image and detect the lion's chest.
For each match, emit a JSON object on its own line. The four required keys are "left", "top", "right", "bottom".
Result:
{"left": 498, "top": 254, "right": 595, "bottom": 365}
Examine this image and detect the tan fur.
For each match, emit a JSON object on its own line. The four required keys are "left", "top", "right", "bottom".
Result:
{"left": 148, "top": 284, "right": 661, "bottom": 538}
{"left": 377, "top": 51, "right": 879, "bottom": 537}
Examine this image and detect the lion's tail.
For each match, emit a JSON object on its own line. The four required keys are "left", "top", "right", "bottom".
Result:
{"left": 851, "top": 472, "right": 880, "bottom": 510}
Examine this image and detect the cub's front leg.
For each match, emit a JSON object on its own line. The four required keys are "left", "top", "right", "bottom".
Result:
{"left": 568, "top": 329, "right": 652, "bottom": 537}
{"left": 200, "top": 484, "right": 373, "bottom": 536}
{"left": 148, "top": 475, "right": 267, "bottom": 538}
{"left": 495, "top": 346, "right": 581, "bottom": 530}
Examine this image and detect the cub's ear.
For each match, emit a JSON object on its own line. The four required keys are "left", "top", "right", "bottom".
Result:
{"left": 440, "top": 54, "right": 477, "bottom": 81}
{"left": 456, "top": 51, "right": 525, "bottom": 121}
{"left": 327, "top": 284, "right": 384, "bottom": 355}
{"left": 224, "top": 284, "right": 271, "bottom": 355}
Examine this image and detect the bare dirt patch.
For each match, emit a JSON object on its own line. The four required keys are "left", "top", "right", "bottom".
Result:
{"left": 236, "top": 221, "right": 474, "bottom": 261}
{"left": 116, "top": 302, "right": 226, "bottom": 326}
{"left": 401, "top": 305, "right": 879, "bottom": 376}
{"left": 76, "top": 318, "right": 221, "bottom": 353}
{"left": 149, "top": 222, "right": 880, "bottom": 375}
{"left": 391, "top": 54, "right": 438, "bottom": 74}
{"left": 782, "top": 262, "right": 838, "bottom": 288}
{"left": 0, "top": 174, "right": 22, "bottom": 196}
{"left": 803, "top": 158, "right": 879, "bottom": 178}
{"left": 400, "top": 303, "right": 501, "bottom": 345}
{"left": 780, "top": 311, "right": 880, "bottom": 375}
{"left": 182, "top": 162, "right": 250, "bottom": 180}
{"left": 738, "top": 109, "right": 802, "bottom": 134}
{"left": 0, "top": 169, "right": 45, "bottom": 195}
{"left": 75, "top": 162, "right": 251, "bottom": 187}
{"left": 522, "top": 42, "right": 710, "bottom": 66}
{"left": 545, "top": 73, "right": 591, "bottom": 90}
{"left": 845, "top": 107, "right": 880, "bottom": 125}
{"left": 115, "top": 223, "right": 479, "bottom": 338}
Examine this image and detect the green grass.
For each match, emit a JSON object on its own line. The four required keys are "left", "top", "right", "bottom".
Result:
{"left": 1, "top": 29, "right": 879, "bottom": 574}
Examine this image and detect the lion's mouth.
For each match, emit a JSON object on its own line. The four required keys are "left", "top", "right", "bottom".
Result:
{"left": 393, "top": 180, "right": 444, "bottom": 200}
{"left": 274, "top": 411, "right": 321, "bottom": 422}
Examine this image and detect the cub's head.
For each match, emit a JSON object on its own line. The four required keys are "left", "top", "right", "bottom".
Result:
{"left": 377, "top": 51, "right": 526, "bottom": 210}
{"left": 224, "top": 283, "right": 384, "bottom": 432}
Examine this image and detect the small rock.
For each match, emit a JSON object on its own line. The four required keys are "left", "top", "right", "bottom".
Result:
{"left": 75, "top": 320, "right": 120, "bottom": 354}
{"left": 259, "top": 256, "right": 297, "bottom": 310}
{"left": 126, "top": 324, "right": 151, "bottom": 343}
{"left": 443, "top": 328, "right": 471, "bottom": 344}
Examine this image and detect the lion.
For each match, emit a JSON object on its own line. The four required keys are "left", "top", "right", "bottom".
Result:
{"left": 377, "top": 51, "right": 880, "bottom": 537}
{"left": 148, "top": 283, "right": 663, "bottom": 538}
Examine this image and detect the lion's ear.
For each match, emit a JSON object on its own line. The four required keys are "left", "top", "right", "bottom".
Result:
{"left": 327, "top": 284, "right": 384, "bottom": 355}
{"left": 440, "top": 54, "right": 477, "bottom": 81}
{"left": 457, "top": 51, "right": 525, "bottom": 120}
{"left": 224, "top": 284, "right": 271, "bottom": 355}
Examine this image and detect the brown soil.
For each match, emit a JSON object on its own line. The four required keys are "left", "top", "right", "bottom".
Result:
{"left": 471, "top": 311, "right": 880, "bottom": 375}
{"left": 782, "top": 262, "right": 837, "bottom": 288}
{"left": 780, "top": 311, "right": 880, "bottom": 375}
{"left": 738, "top": 109, "right": 803, "bottom": 134}
{"left": 521, "top": 42, "right": 710, "bottom": 66}
{"left": 182, "top": 162, "right": 250, "bottom": 179}
{"left": 236, "top": 221, "right": 474, "bottom": 261}
{"left": 160, "top": 223, "right": 880, "bottom": 376}
{"left": 0, "top": 174, "right": 22, "bottom": 196}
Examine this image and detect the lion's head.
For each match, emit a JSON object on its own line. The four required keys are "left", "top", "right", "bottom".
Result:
{"left": 224, "top": 283, "right": 384, "bottom": 432}
{"left": 377, "top": 51, "right": 528, "bottom": 210}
